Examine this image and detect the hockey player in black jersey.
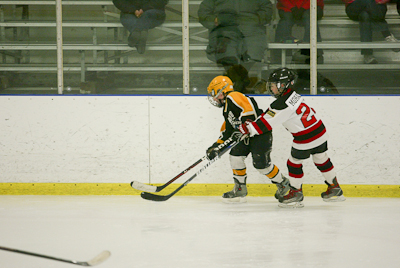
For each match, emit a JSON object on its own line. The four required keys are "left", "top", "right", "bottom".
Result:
{"left": 206, "top": 75, "right": 290, "bottom": 203}
{"left": 239, "top": 68, "right": 345, "bottom": 207}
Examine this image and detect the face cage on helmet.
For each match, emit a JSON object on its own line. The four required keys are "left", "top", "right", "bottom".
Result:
{"left": 266, "top": 81, "right": 286, "bottom": 98}
{"left": 207, "top": 83, "right": 228, "bottom": 108}
{"left": 207, "top": 94, "right": 223, "bottom": 107}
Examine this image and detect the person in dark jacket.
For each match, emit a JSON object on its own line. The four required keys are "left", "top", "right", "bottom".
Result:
{"left": 113, "top": 0, "right": 169, "bottom": 54}
{"left": 198, "top": 0, "right": 273, "bottom": 72}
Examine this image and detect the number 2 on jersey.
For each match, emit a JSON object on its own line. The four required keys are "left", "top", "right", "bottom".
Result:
{"left": 296, "top": 103, "right": 317, "bottom": 128}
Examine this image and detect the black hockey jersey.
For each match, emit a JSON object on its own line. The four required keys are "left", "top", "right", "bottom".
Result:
{"left": 216, "top": 91, "right": 262, "bottom": 144}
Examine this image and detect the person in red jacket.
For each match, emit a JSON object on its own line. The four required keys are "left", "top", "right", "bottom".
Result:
{"left": 342, "top": 0, "right": 400, "bottom": 64}
{"left": 274, "top": 0, "right": 324, "bottom": 64}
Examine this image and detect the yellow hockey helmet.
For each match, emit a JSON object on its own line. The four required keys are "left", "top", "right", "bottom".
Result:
{"left": 207, "top": 76, "right": 234, "bottom": 107}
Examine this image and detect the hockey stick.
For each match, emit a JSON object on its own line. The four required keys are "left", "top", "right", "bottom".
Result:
{"left": 141, "top": 132, "right": 245, "bottom": 202}
{"left": 130, "top": 156, "right": 207, "bottom": 193}
{"left": 0, "top": 246, "right": 110, "bottom": 266}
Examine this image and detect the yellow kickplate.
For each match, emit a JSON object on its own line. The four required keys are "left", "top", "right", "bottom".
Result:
{"left": 0, "top": 183, "right": 399, "bottom": 197}
{"left": 0, "top": 183, "right": 140, "bottom": 195}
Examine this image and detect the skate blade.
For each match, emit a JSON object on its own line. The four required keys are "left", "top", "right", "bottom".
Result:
{"left": 323, "top": 195, "right": 346, "bottom": 202}
{"left": 278, "top": 201, "right": 304, "bottom": 208}
{"left": 222, "top": 196, "right": 247, "bottom": 204}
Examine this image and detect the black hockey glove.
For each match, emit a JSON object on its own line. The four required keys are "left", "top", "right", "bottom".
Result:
{"left": 206, "top": 143, "right": 220, "bottom": 160}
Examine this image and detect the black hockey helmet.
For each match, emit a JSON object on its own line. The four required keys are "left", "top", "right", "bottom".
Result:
{"left": 267, "top": 67, "right": 296, "bottom": 97}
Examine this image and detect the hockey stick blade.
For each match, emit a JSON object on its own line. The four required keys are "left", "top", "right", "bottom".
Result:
{"left": 0, "top": 246, "right": 110, "bottom": 266}
{"left": 140, "top": 156, "right": 229, "bottom": 202}
{"left": 84, "top": 251, "right": 111, "bottom": 266}
{"left": 140, "top": 134, "right": 243, "bottom": 202}
{"left": 130, "top": 181, "right": 157, "bottom": 193}
{"left": 141, "top": 191, "right": 173, "bottom": 201}
{"left": 140, "top": 172, "right": 197, "bottom": 202}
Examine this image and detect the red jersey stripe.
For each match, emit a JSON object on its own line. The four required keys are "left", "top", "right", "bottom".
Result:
{"left": 260, "top": 116, "right": 272, "bottom": 131}
{"left": 293, "top": 120, "right": 322, "bottom": 137}
{"left": 252, "top": 121, "right": 263, "bottom": 134}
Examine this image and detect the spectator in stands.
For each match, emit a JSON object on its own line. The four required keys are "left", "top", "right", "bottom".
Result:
{"left": 113, "top": 0, "right": 169, "bottom": 54}
{"left": 390, "top": 0, "right": 400, "bottom": 15}
{"left": 198, "top": 0, "right": 273, "bottom": 72}
{"left": 224, "top": 64, "right": 251, "bottom": 93}
{"left": 274, "top": 0, "right": 325, "bottom": 64}
{"left": 342, "top": 0, "right": 400, "bottom": 64}
{"left": 396, "top": 0, "right": 400, "bottom": 15}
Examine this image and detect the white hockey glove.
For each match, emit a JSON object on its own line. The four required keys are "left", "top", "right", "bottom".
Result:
{"left": 238, "top": 119, "right": 253, "bottom": 136}
{"left": 238, "top": 120, "right": 258, "bottom": 137}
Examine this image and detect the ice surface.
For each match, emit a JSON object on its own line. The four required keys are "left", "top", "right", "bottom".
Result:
{"left": 0, "top": 195, "right": 399, "bottom": 268}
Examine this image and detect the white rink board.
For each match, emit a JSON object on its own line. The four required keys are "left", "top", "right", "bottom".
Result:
{"left": 0, "top": 96, "right": 150, "bottom": 182}
{"left": 0, "top": 95, "right": 399, "bottom": 185}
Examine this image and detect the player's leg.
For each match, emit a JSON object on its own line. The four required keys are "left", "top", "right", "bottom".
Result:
{"left": 224, "top": 155, "right": 248, "bottom": 203}
{"left": 311, "top": 143, "right": 345, "bottom": 202}
{"left": 278, "top": 155, "right": 305, "bottom": 208}
{"left": 278, "top": 147, "right": 310, "bottom": 208}
{"left": 224, "top": 142, "right": 250, "bottom": 203}
{"left": 250, "top": 133, "right": 290, "bottom": 199}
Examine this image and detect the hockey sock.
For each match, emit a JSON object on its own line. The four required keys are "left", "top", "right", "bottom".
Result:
{"left": 287, "top": 158, "right": 304, "bottom": 179}
{"left": 233, "top": 169, "right": 247, "bottom": 184}
{"left": 287, "top": 157, "right": 304, "bottom": 189}
{"left": 230, "top": 155, "right": 247, "bottom": 184}
{"left": 257, "top": 164, "right": 283, "bottom": 183}
{"left": 312, "top": 153, "right": 336, "bottom": 184}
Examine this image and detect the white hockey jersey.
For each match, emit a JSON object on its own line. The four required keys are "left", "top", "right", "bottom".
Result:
{"left": 247, "top": 89, "right": 328, "bottom": 150}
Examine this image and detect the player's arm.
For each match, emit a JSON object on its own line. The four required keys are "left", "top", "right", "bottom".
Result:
{"left": 227, "top": 93, "right": 258, "bottom": 123}
{"left": 206, "top": 122, "right": 228, "bottom": 160}
{"left": 239, "top": 106, "right": 292, "bottom": 136}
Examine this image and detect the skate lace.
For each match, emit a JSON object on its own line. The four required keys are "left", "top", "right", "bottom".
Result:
{"left": 284, "top": 188, "right": 300, "bottom": 200}
{"left": 325, "top": 182, "right": 339, "bottom": 194}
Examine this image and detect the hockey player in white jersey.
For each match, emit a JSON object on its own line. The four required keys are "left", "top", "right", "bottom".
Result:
{"left": 238, "top": 68, "right": 345, "bottom": 207}
{"left": 206, "top": 75, "right": 290, "bottom": 203}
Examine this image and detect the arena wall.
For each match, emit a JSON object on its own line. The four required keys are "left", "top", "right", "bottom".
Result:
{"left": 0, "top": 95, "right": 399, "bottom": 196}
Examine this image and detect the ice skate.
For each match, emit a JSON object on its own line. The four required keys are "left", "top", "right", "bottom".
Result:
{"left": 222, "top": 178, "right": 247, "bottom": 203}
{"left": 278, "top": 186, "right": 304, "bottom": 208}
{"left": 273, "top": 176, "right": 290, "bottom": 200}
{"left": 321, "top": 178, "right": 346, "bottom": 202}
